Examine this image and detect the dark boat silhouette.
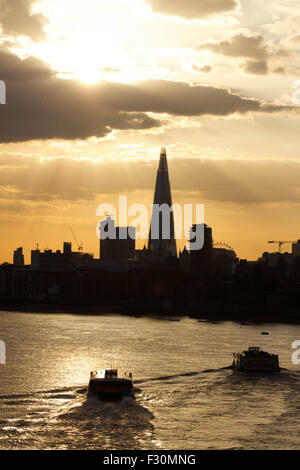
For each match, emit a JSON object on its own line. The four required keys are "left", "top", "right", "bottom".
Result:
{"left": 232, "top": 346, "right": 280, "bottom": 372}
{"left": 87, "top": 369, "right": 134, "bottom": 401}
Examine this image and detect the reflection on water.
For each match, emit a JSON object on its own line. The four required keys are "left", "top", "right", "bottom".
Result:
{"left": 0, "top": 312, "right": 300, "bottom": 449}
{"left": 0, "top": 386, "right": 154, "bottom": 450}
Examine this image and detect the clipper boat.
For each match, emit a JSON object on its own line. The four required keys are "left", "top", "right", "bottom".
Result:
{"left": 87, "top": 369, "right": 134, "bottom": 401}
{"left": 232, "top": 346, "right": 280, "bottom": 372}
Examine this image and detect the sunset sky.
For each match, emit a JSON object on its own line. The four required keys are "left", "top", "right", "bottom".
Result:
{"left": 0, "top": 0, "right": 300, "bottom": 263}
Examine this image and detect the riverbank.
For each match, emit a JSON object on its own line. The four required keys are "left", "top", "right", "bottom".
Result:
{"left": 1, "top": 299, "right": 300, "bottom": 325}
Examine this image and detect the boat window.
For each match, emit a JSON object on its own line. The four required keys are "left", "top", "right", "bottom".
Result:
{"left": 105, "top": 369, "right": 118, "bottom": 378}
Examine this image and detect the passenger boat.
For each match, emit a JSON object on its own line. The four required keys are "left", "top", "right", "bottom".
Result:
{"left": 232, "top": 346, "right": 280, "bottom": 372}
{"left": 87, "top": 369, "right": 134, "bottom": 401}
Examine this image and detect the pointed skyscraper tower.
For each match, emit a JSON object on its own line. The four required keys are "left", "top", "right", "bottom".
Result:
{"left": 148, "top": 147, "right": 177, "bottom": 260}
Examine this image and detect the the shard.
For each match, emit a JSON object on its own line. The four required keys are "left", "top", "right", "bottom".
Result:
{"left": 148, "top": 147, "right": 177, "bottom": 260}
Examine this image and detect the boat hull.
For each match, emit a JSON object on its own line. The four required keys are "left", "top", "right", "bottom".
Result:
{"left": 233, "top": 365, "right": 280, "bottom": 372}
{"left": 232, "top": 359, "right": 280, "bottom": 372}
{"left": 92, "top": 391, "right": 133, "bottom": 402}
{"left": 87, "top": 378, "right": 134, "bottom": 401}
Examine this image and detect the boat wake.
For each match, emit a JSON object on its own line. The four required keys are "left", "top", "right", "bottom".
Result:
{"left": 135, "top": 365, "right": 233, "bottom": 385}
{"left": 0, "top": 383, "right": 155, "bottom": 450}
{"left": 1, "top": 366, "right": 299, "bottom": 450}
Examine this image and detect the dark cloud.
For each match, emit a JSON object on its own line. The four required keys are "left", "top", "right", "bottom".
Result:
{"left": 0, "top": 50, "right": 162, "bottom": 141}
{"left": 0, "top": 0, "right": 48, "bottom": 41}
{"left": 197, "top": 32, "right": 290, "bottom": 75}
{"left": 145, "top": 0, "right": 239, "bottom": 19}
{"left": 103, "top": 79, "right": 291, "bottom": 116}
{"left": 197, "top": 33, "right": 268, "bottom": 59}
{"left": 0, "top": 50, "right": 295, "bottom": 142}
{"left": 243, "top": 59, "right": 268, "bottom": 75}
{"left": 1, "top": 154, "right": 300, "bottom": 205}
{"left": 0, "top": 48, "right": 53, "bottom": 81}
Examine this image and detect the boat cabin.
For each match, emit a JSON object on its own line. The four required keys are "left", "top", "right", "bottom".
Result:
{"left": 104, "top": 369, "right": 118, "bottom": 378}
{"left": 248, "top": 346, "right": 260, "bottom": 353}
{"left": 90, "top": 369, "right": 118, "bottom": 379}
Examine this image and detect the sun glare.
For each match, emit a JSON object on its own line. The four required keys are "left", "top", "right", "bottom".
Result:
{"left": 32, "top": 0, "right": 152, "bottom": 84}
{"left": 74, "top": 66, "right": 102, "bottom": 84}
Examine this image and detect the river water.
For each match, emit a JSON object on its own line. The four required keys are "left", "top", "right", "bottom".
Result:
{"left": 0, "top": 311, "right": 300, "bottom": 450}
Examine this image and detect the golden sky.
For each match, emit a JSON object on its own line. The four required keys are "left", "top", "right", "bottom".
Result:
{"left": 0, "top": 0, "right": 300, "bottom": 263}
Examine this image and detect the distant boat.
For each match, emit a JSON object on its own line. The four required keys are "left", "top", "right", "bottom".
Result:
{"left": 232, "top": 346, "right": 280, "bottom": 372}
{"left": 88, "top": 369, "right": 134, "bottom": 401}
{"left": 261, "top": 332, "right": 269, "bottom": 335}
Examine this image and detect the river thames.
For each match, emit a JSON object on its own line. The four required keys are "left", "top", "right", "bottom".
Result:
{"left": 0, "top": 312, "right": 300, "bottom": 449}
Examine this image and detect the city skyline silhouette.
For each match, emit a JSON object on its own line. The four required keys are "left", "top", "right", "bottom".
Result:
{"left": 0, "top": 1, "right": 300, "bottom": 264}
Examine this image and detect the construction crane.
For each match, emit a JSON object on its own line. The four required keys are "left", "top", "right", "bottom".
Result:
{"left": 68, "top": 226, "right": 83, "bottom": 252}
{"left": 267, "top": 240, "right": 295, "bottom": 253}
